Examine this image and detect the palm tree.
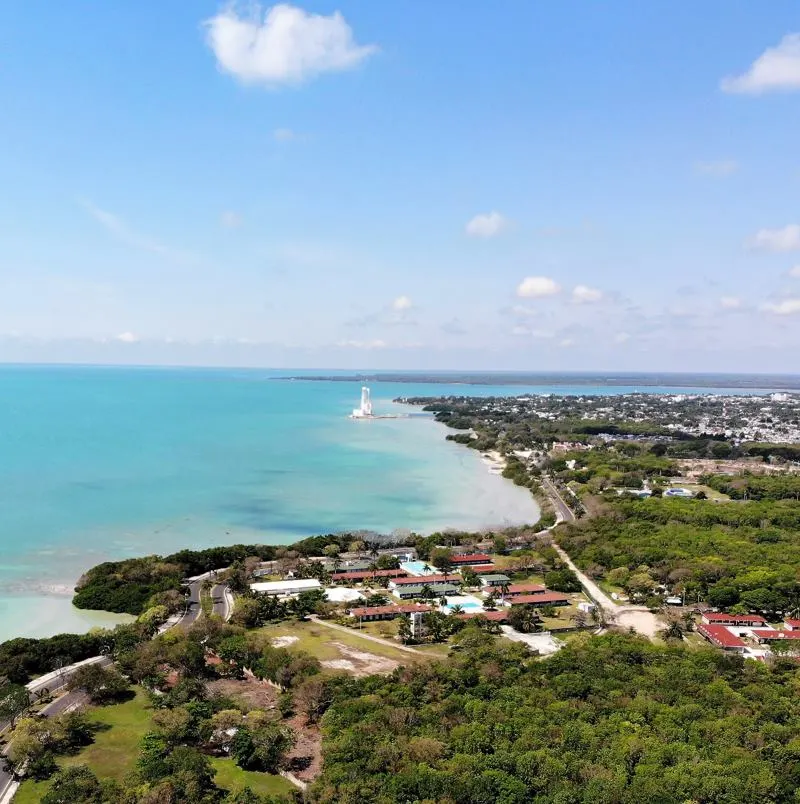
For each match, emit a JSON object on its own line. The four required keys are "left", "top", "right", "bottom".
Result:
{"left": 449, "top": 604, "right": 465, "bottom": 616}
{"left": 660, "top": 619, "right": 685, "bottom": 641}
{"left": 499, "top": 583, "right": 510, "bottom": 605}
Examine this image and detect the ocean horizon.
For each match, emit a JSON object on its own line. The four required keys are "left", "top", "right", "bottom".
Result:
{"left": 0, "top": 364, "right": 790, "bottom": 642}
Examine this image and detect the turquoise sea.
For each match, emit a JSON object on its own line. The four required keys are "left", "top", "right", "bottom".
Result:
{"left": 0, "top": 366, "right": 779, "bottom": 641}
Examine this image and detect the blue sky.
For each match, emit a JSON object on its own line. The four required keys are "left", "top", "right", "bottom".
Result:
{"left": 2, "top": 2, "right": 800, "bottom": 372}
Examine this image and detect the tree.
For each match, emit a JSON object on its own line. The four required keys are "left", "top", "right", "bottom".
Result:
{"left": 231, "top": 720, "right": 294, "bottom": 773}
{"left": 68, "top": 664, "right": 130, "bottom": 704}
{"left": 42, "top": 765, "right": 113, "bottom": 804}
{"left": 461, "top": 568, "right": 479, "bottom": 587}
{"left": 507, "top": 605, "right": 541, "bottom": 634}
{"left": 294, "top": 676, "right": 333, "bottom": 724}
{"left": 430, "top": 548, "right": 454, "bottom": 578}
{"left": 660, "top": 619, "right": 685, "bottom": 642}
{"left": 0, "top": 682, "right": 30, "bottom": 727}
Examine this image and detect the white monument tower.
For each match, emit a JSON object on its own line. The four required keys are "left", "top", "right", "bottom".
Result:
{"left": 351, "top": 386, "right": 373, "bottom": 418}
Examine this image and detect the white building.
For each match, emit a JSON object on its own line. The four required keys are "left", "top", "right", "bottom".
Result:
{"left": 250, "top": 579, "right": 322, "bottom": 596}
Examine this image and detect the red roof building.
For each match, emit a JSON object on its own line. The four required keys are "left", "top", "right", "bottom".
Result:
{"left": 391, "top": 574, "right": 460, "bottom": 586}
{"left": 701, "top": 612, "right": 767, "bottom": 627}
{"left": 450, "top": 553, "right": 493, "bottom": 566}
{"left": 505, "top": 583, "right": 547, "bottom": 596}
{"left": 752, "top": 629, "right": 800, "bottom": 643}
{"left": 347, "top": 604, "right": 433, "bottom": 620}
{"left": 467, "top": 564, "right": 500, "bottom": 574}
{"left": 456, "top": 610, "right": 509, "bottom": 622}
{"left": 331, "top": 569, "right": 407, "bottom": 582}
{"left": 784, "top": 619, "right": 800, "bottom": 631}
{"left": 509, "top": 592, "right": 569, "bottom": 607}
{"left": 697, "top": 624, "right": 748, "bottom": 652}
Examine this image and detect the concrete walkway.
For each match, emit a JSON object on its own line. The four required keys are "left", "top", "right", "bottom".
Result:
{"left": 308, "top": 616, "right": 427, "bottom": 655}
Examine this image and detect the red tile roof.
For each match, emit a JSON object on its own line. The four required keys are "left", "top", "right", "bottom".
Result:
{"left": 456, "top": 610, "right": 509, "bottom": 622}
{"left": 391, "top": 574, "right": 461, "bottom": 585}
{"left": 348, "top": 604, "right": 433, "bottom": 617}
{"left": 331, "top": 569, "right": 407, "bottom": 581}
{"left": 752, "top": 629, "right": 800, "bottom": 641}
{"left": 466, "top": 564, "right": 500, "bottom": 574}
{"left": 784, "top": 619, "right": 800, "bottom": 629}
{"left": 702, "top": 612, "right": 766, "bottom": 625}
{"left": 450, "top": 553, "right": 493, "bottom": 564}
{"left": 506, "top": 583, "right": 547, "bottom": 595}
{"left": 509, "top": 592, "right": 569, "bottom": 606}
{"left": 697, "top": 624, "right": 747, "bottom": 650}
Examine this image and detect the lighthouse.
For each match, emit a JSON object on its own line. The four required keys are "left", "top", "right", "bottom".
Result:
{"left": 351, "top": 386, "right": 373, "bottom": 418}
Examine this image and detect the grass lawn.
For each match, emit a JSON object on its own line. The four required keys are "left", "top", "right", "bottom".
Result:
{"left": 15, "top": 688, "right": 154, "bottom": 803}
{"left": 210, "top": 757, "right": 294, "bottom": 796}
{"left": 254, "top": 620, "right": 434, "bottom": 666}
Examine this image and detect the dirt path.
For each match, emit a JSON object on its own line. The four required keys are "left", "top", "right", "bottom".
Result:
{"left": 542, "top": 478, "right": 663, "bottom": 640}
{"left": 307, "top": 615, "right": 427, "bottom": 655}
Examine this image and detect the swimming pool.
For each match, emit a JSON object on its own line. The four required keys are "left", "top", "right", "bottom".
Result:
{"left": 441, "top": 595, "right": 485, "bottom": 614}
{"left": 400, "top": 560, "right": 436, "bottom": 576}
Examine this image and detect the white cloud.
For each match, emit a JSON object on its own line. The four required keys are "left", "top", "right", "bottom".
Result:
{"left": 273, "top": 127, "right": 295, "bottom": 141}
{"left": 516, "top": 276, "right": 561, "bottom": 298}
{"left": 392, "top": 295, "right": 413, "bottom": 311}
{"left": 721, "top": 33, "right": 800, "bottom": 94}
{"left": 81, "top": 199, "right": 194, "bottom": 263}
{"left": 558, "top": 338, "right": 575, "bottom": 348}
{"left": 789, "top": 265, "right": 800, "bottom": 278}
{"left": 115, "top": 332, "right": 139, "bottom": 344}
{"left": 221, "top": 211, "right": 242, "bottom": 228}
{"left": 761, "top": 298, "right": 800, "bottom": 316}
{"left": 720, "top": 296, "right": 742, "bottom": 309}
{"left": 750, "top": 224, "right": 800, "bottom": 252}
{"left": 336, "top": 339, "right": 387, "bottom": 349}
{"left": 694, "top": 160, "right": 739, "bottom": 177}
{"left": 512, "top": 326, "right": 554, "bottom": 339}
{"left": 571, "top": 284, "right": 603, "bottom": 304}
{"left": 613, "top": 332, "right": 630, "bottom": 344}
{"left": 205, "top": 3, "right": 378, "bottom": 87}
{"left": 465, "top": 211, "right": 508, "bottom": 238}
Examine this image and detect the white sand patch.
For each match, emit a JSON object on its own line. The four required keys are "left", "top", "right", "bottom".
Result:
{"left": 322, "top": 659, "right": 357, "bottom": 671}
{"left": 271, "top": 635, "right": 300, "bottom": 647}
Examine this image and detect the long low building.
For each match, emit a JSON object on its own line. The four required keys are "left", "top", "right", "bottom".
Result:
{"left": 347, "top": 604, "right": 433, "bottom": 621}
{"left": 509, "top": 592, "right": 569, "bottom": 607}
{"left": 479, "top": 574, "right": 512, "bottom": 588}
{"left": 504, "top": 583, "right": 547, "bottom": 597}
{"left": 701, "top": 612, "right": 767, "bottom": 627}
{"left": 456, "top": 610, "right": 509, "bottom": 622}
{"left": 330, "top": 568, "right": 407, "bottom": 582}
{"left": 390, "top": 574, "right": 461, "bottom": 587}
{"left": 450, "top": 553, "right": 493, "bottom": 566}
{"left": 250, "top": 579, "right": 322, "bottom": 596}
{"left": 697, "top": 624, "right": 748, "bottom": 652}
{"left": 395, "top": 583, "right": 460, "bottom": 599}
{"left": 752, "top": 629, "right": 800, "bottom": 643}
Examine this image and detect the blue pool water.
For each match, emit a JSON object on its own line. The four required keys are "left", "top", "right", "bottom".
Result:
{"left": 400, "top": 561, "right": 436, "bottom": 576}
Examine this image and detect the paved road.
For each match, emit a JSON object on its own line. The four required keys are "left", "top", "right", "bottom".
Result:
{"left": 541, "top": 476, "right": 575, "bottom": 523}
{"left": 211, "top": 583, "right": 233, "bottom": 621}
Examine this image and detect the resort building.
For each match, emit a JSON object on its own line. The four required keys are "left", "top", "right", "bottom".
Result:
{"left": 752, "top": 629, "right": 800, "bottom": 644}
{"left": 395, "top": 583, "right": 460, "bottom": 600}
{"left": 784, "top": 619, "right": 800, "bottom": 631}
{"left": 456, "top": 610, "right": 509, "bottom": 622}
{"left": 336, "top": 560, "right": 375, "bottom": 573}
{"left": 390, "top": 574, "right": 461, "bottom": 589}
{"left": 504, "top": 583, "right": 547, "bottom": 597}
{"left": 347, "top": 604, "right": 433, "bottom": 621}
{"left": 450, "top": 553, "right": 493, "bottom": 567}
{"left": 465, "top": 564, "right": 500, "bottom": 575}
{"left": 509, "top": 592, "right": 569, "bottom": 607}
{"left": 701, "top": 613, "right": 767, "bottom": 627}
{"left": 330, "top": 569, "right": 407, "bottom": 583}
{"left": 250, "top": 579, "right": 322, "bottom": 596}
{"left": 479, "top": 574, "right": 512, "bottom": 588}
{"left": 697, "top": 624, "right": 748, "bottom": 653}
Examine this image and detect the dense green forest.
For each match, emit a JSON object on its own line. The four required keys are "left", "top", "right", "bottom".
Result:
{"left": 311, "top": 630, "right": 800, "bottom": 803}
{"left": 704, "top": 473, "right": 800, "bottom": 501}
{"left": 556, "top": 498, "right": 800, "bottom": 610}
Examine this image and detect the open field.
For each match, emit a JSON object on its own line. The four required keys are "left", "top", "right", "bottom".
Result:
{"left": 255, "top": 620, "right": 432, "bottom": 675}
{"left": 210, "top": 757, "right": 294, "bottom": 796}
